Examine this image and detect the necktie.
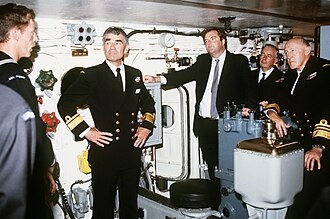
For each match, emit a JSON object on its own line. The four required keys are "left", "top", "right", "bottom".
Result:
{"left": 259, "top": 72, "right": 266, "bottom": 83}
{"left": 116, "top": 68, "right": 123, "bottom": 92}
{"left": 210, "top": 59, "right": 219, "bottom": 119}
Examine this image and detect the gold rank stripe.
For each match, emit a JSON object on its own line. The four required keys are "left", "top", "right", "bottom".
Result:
{"left": 313, "top": 119, "right": 330, "bottom": 140}
{"left": 264, "top": 103, "right": 281, "bottom": 114}
{"left": 143, "top": 112, "right": 155, "bottom": 124}
{"left": 65, "top": 113, "right": 84, "bottom": 131}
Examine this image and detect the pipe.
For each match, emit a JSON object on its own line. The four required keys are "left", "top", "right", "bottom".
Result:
{"left": 127, "top": 28, "right": 202, "bottom": 38}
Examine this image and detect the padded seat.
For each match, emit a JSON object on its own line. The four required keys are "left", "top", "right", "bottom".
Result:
{"left": 170, "top": 178, "right": 220, "bottom": 209}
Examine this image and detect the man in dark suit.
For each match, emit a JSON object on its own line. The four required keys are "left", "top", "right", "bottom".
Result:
{"left": 0, "top": 3, "right": 55, "bottom": 219}
{"left": 144, "top": 27, "right": 258, "bottom": 186}
{"left": 251, "top": 44, "right": 284, "bottom": 108}
{"left": 57, "top": 27, "right": 155, "bottom": 219}
{"left": 264, "top": 37, "right": 330, "bottom": 219}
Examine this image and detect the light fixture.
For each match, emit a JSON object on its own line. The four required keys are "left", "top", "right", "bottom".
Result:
{"left": 218, "top": 16, "right": 236, "bottom": 33}
{"left": 67, "top": 21, "right": 96, "bottom": 47}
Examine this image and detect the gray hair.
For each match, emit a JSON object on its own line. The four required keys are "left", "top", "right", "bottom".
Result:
{"left": 102, "top": 27, "right": 129, "bottom": 45}
{"left": 262, "top": 44, "right": 279, "bottom": 59}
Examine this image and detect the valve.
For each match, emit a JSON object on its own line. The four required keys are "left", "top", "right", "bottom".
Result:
{"left": 35, "top": 69, "right": 58, "bottom": 91}
{"left": 41, "top": 111, "right": 60, "bottom": 133}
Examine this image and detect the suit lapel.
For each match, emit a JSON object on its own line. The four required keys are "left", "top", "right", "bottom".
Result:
{"left": 124, "top": 65, "right": 134, "bottom": 96}
{"left": 265, "top": 69, "right": 276, "bottom": 83}
{"left": 218, "top": 52, "right": 230, "bottom": 93}
{"left": 294, "top": 61, "right": 314, "bottom": 95}
{"left": 199, "top": 55, "right": 212, "bottom": 100}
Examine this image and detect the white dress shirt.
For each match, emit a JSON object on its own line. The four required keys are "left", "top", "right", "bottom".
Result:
{"left": 106, "top": 60, "right": 126, "bottom": 92}
{"left": 199, "top": 52, "right": 226, "bottom": 119}
{"left": 258, "top": 67, "right": 274, "bottom": 83}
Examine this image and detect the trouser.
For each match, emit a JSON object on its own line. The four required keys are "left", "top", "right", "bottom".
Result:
{"left": 91, "top": 165, "right": 140, "bottom": 219}
{"left": 305, "top": 185, "right": 330, "bottom": 219}
{"left": 196, "top": 116, "right": 220, "bottom": 187}
{"left": 286, "top": 148, "right": 330, "bottom": 219}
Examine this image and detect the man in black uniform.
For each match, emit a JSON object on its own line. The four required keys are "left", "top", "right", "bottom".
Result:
{"left": 57, "top": 27, "right": 155, "bottom": 219}
{"left": 264, "top": 37, "right": 330, "bottom": 219}
{"left": 0, "top": 3, "right": 55, "bottom": 218}
{"left": 144, "top": 27, "right": 258, "bottom": 186}
{"left": 0, "top": 84, "right": 37, "bottom": 219}
{"left": 251, "top": 44, "right": 284, "bottom": 107}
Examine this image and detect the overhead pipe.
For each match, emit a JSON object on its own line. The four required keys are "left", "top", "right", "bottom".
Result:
{"left": 127, "top": 28, "right": 202, "bottom": 38}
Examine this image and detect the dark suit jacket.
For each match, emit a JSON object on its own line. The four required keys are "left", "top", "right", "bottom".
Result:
{"left": 164, "top": 51, "right": 258, "bottom": 137}
{"left": 251, "top": 67, "right": 284, "bottom": 104}
{"left": 58, "top": 62, "right": 155, "bottom": 169}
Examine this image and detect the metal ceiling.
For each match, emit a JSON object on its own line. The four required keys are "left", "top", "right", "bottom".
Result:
{"left": 1, "top": 0, "right": 330, "bottom": 37}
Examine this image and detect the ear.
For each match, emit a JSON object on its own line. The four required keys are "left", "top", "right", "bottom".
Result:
{"left": 221, "top": 38, "right": 226, "bottom": 45}
{"left": 8, "top": 28, "right": 20, "bottom": 41}
{"left": 304, "top": 46, "right": 312, "bottom": 55}
{"left": 124, "top": 45, "right": 130, "bottom": 57}
{"left": 124, "top": 45, "right": 129, "bottom": 53}
{"left": 13, "top": 28, "right": 21, "bottom": 41}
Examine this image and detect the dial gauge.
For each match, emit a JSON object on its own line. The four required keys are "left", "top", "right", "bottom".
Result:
{"left": 158, "top": 33, "right": 175, "bottom": 48}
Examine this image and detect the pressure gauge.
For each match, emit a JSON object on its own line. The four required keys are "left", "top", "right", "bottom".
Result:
{"left": 158, "top": 33, "right": 175, "bottom": 48}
